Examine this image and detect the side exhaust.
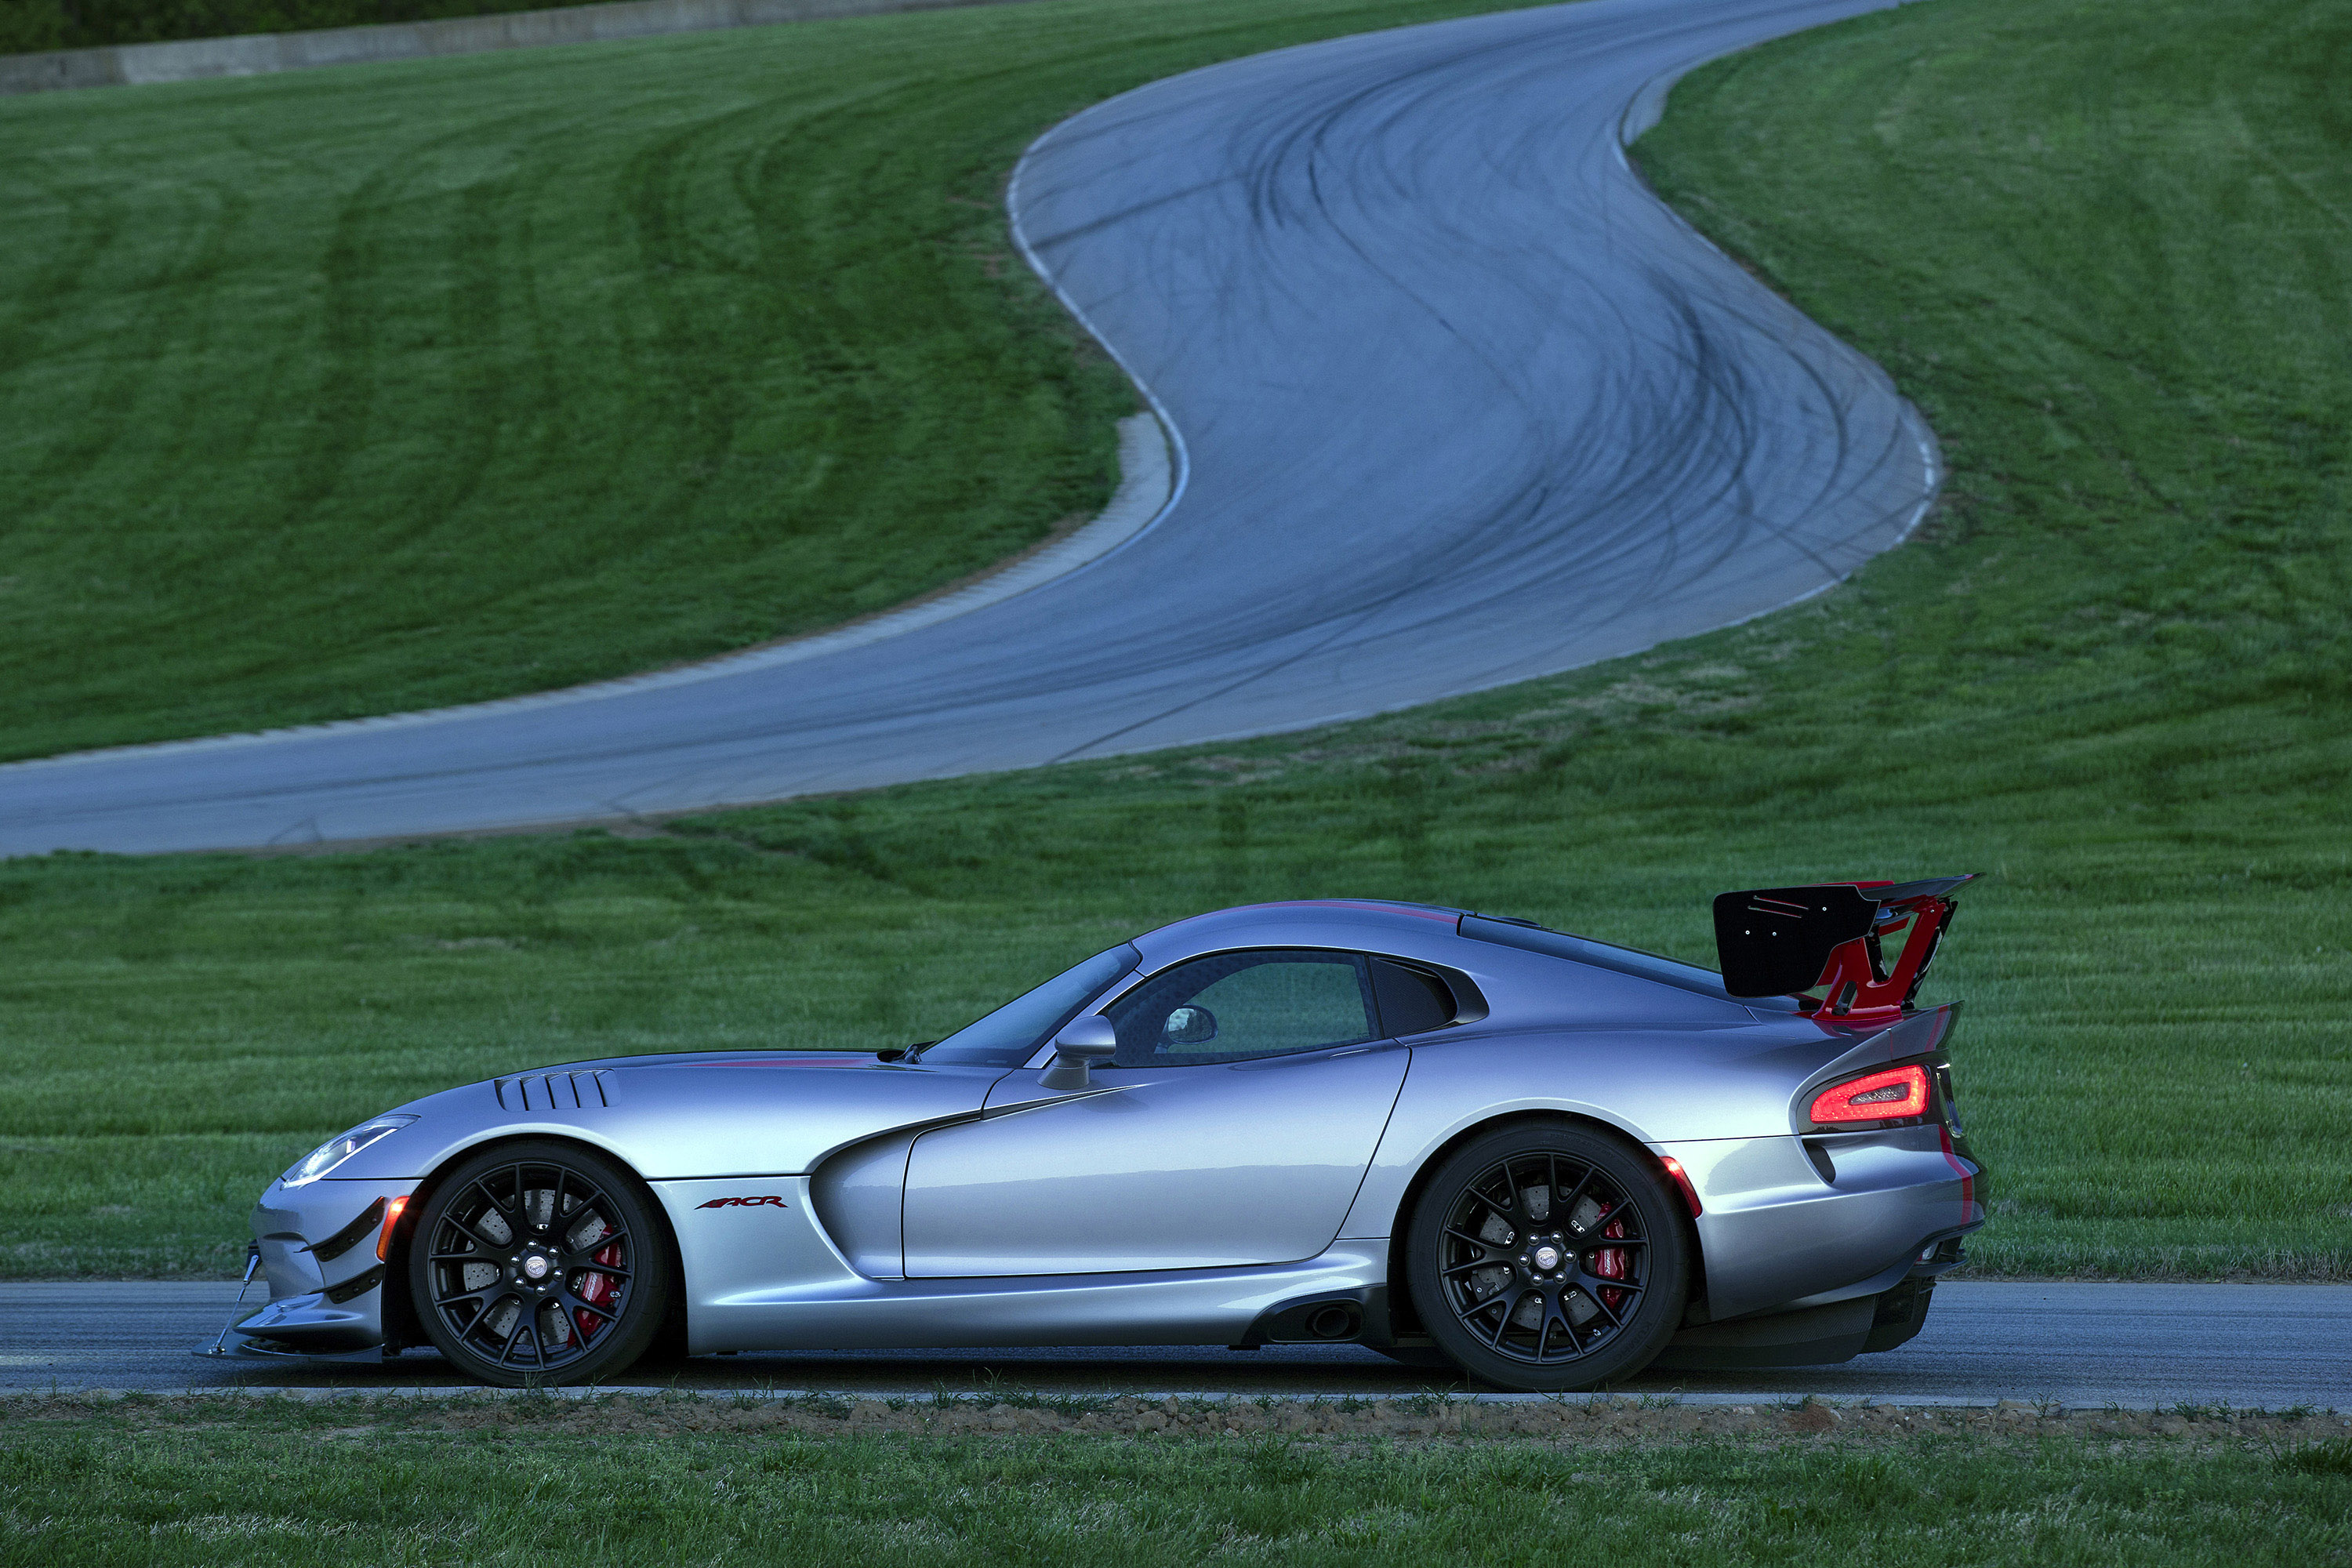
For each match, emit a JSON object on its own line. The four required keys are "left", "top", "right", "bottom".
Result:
{"left": 1305, "top": 1303, "right": 1362, "bottom": 1341}
{"left": 1232, "top": 1292, "right": 1377, "bottom": 1348}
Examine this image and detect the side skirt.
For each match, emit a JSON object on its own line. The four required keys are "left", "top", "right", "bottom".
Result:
{"left": 685, "top": 1245, "right": 1390, "bottom": 1355}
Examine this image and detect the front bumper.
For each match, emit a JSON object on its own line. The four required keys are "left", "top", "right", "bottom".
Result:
{"left": 198, "top": 1321, "right": 393, "bottom": 1367}
{"left": 200, "top": 1178, "right": 411, "bottom": 1359}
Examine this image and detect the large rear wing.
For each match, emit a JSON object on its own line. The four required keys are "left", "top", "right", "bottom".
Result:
{"left": 1712, "top": 875, "right": 1980, "bottom": 1018}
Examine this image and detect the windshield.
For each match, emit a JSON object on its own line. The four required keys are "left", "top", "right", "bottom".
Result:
{"left": 913, "top": 944, "right": 1142, "bottom": 1066}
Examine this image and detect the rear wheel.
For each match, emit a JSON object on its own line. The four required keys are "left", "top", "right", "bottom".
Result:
{"left": 407, "top": 1141, "right": 672, "bottom": 1387}
{"left": 1406, "top": 1122, "right": 1687, "bottom": 1392}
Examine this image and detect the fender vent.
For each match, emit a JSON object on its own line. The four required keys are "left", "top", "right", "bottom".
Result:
{"left": 323, "top": 1264, "right": 386, "bottom": 1304}
{"left": 494, "top": 1070, "right": 612, "bottom": 1111}
{"left": 304, "top": 1197, "right": 387, "bottom": 1263}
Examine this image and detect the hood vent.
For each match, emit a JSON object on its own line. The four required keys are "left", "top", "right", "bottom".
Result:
{"left": 494, "top": 1069, "right": 612, "bottom": 1112}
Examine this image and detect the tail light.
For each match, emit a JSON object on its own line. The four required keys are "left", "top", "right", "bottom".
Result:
{"left": 1809, "top": 1064, "right": 1929, "bottom": 1125}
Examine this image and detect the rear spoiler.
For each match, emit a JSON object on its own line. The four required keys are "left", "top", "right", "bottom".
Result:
{"left": 1712, "top": 875, "right": 1980, "bottom": 1018}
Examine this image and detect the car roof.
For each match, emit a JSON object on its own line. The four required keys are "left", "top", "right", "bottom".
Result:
{"left": 1131, "top": 898, "right": 1467, "bottom": 967}
{"left": 1130, "top": 898, "right": 1782, "bottom": 1022}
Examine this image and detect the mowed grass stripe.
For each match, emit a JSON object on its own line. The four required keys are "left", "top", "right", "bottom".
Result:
{"left": 2, "top": 0, "right": 2348, "bottom": 1281}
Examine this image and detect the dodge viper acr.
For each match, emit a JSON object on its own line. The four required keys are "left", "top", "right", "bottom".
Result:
{"left": 212, "top": 879, "right": 1987, "bottom": 1389}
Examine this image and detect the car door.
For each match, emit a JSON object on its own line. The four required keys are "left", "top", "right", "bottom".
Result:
{"left": 900, "top": 949, "right": 1414, "bottom": 1276}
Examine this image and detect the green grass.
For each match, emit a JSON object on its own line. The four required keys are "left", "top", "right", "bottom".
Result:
{"left": 0, "top": 0, "right": 1566, "bottom": 763}
{"left": 2, "top": 1401, "right": 2347, "bottom": 1566}
{"left": 3, "top": 0, "right": 2350, "bottom": 1282}
{"left": 2, "top": 0, "right": 643, "bottom": 56}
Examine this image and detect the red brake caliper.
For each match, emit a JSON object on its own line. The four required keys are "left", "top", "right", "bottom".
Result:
{"left": 1592, "top": 1214, "right": 1629, "bottom": 1312}
{"left": 574, "top": 1242, "right": 622, "bottom": 1342}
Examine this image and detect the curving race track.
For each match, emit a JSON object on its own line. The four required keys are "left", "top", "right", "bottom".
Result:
{"left": 0, "top": 0, "right": 1936, "bottom": 856}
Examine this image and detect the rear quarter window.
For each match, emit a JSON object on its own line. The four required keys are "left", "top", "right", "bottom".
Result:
{"left": 1370, "top": 959, "right": 1457, "bottom": 1036}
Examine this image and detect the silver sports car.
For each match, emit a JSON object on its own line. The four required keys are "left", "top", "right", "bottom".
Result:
{"left": 210, "top": 880, "right": 1986, "bottom": 1389}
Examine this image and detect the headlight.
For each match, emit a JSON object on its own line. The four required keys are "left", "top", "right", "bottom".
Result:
{"left": 281, "top": 1116, "right": 419, "bottom": 1187}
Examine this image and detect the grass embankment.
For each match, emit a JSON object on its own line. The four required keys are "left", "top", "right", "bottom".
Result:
{"left": 1, "top": 0, "right": 2347, "bottom": 1281}
{"left": 2, "top": 1395, "right": 2347, "bottom": 1565}
{"left": 0, "top": 0, "right": 1563, "bottom": 762}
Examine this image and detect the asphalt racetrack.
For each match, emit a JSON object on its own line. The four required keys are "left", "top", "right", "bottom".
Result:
{"left": 0, "top": 0, "right": 1937, "bottom": 856}
{"left": 5, "top": 1283, "right": 2347, "bottom": 1406}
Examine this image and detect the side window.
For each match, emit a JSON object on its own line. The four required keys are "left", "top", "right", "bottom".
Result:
{"left": 1105, "top": 951, "right": 1377, "bottom": 1066}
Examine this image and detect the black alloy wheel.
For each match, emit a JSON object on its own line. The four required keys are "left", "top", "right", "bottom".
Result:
{"left": 1406, "top": 1122, "right": 1688, "bottom": 1392}
{"left": 407, "top": 1140, "right": 673, "bottom": 1387}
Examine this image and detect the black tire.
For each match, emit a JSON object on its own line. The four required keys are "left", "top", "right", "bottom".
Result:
{"left": 407, "top": 1140, "right": 674, "bottom": 1388}
{"left": 1406, "top": 1121, "right": 1688, "bottom": 1392}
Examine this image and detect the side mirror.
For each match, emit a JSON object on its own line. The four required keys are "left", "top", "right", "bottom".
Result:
{"left": 1040, "top": 1016, "right": 1117, "bottom": 1091}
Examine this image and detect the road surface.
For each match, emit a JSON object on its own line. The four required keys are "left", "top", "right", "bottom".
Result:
{"left": 5, "top": 1281, "right": 2345, "bottom": 1407}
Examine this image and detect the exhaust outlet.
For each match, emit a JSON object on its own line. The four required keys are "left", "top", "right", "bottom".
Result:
{"left": 1306, "top": 1304, "right": 1360, "bottom": 1341}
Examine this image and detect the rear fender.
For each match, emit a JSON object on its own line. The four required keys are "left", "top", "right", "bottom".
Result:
{"left": 1661, "top": 1127, "right": 1977, "bottom": 1319}
{"left": 1338, "top": 1023, "right": 1860, "bottom": 1243}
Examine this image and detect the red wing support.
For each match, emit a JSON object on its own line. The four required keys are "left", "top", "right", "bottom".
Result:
{"left": 1712, "top": 875, "right": 1980, "bottom": 1018}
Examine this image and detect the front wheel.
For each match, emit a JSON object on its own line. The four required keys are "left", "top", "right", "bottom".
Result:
{"left": 407, "top": 1140, "right": 673, "bottom": 1387}
{"left": 1406, "top": 1122, "right": 1689, "bottom": 1392}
